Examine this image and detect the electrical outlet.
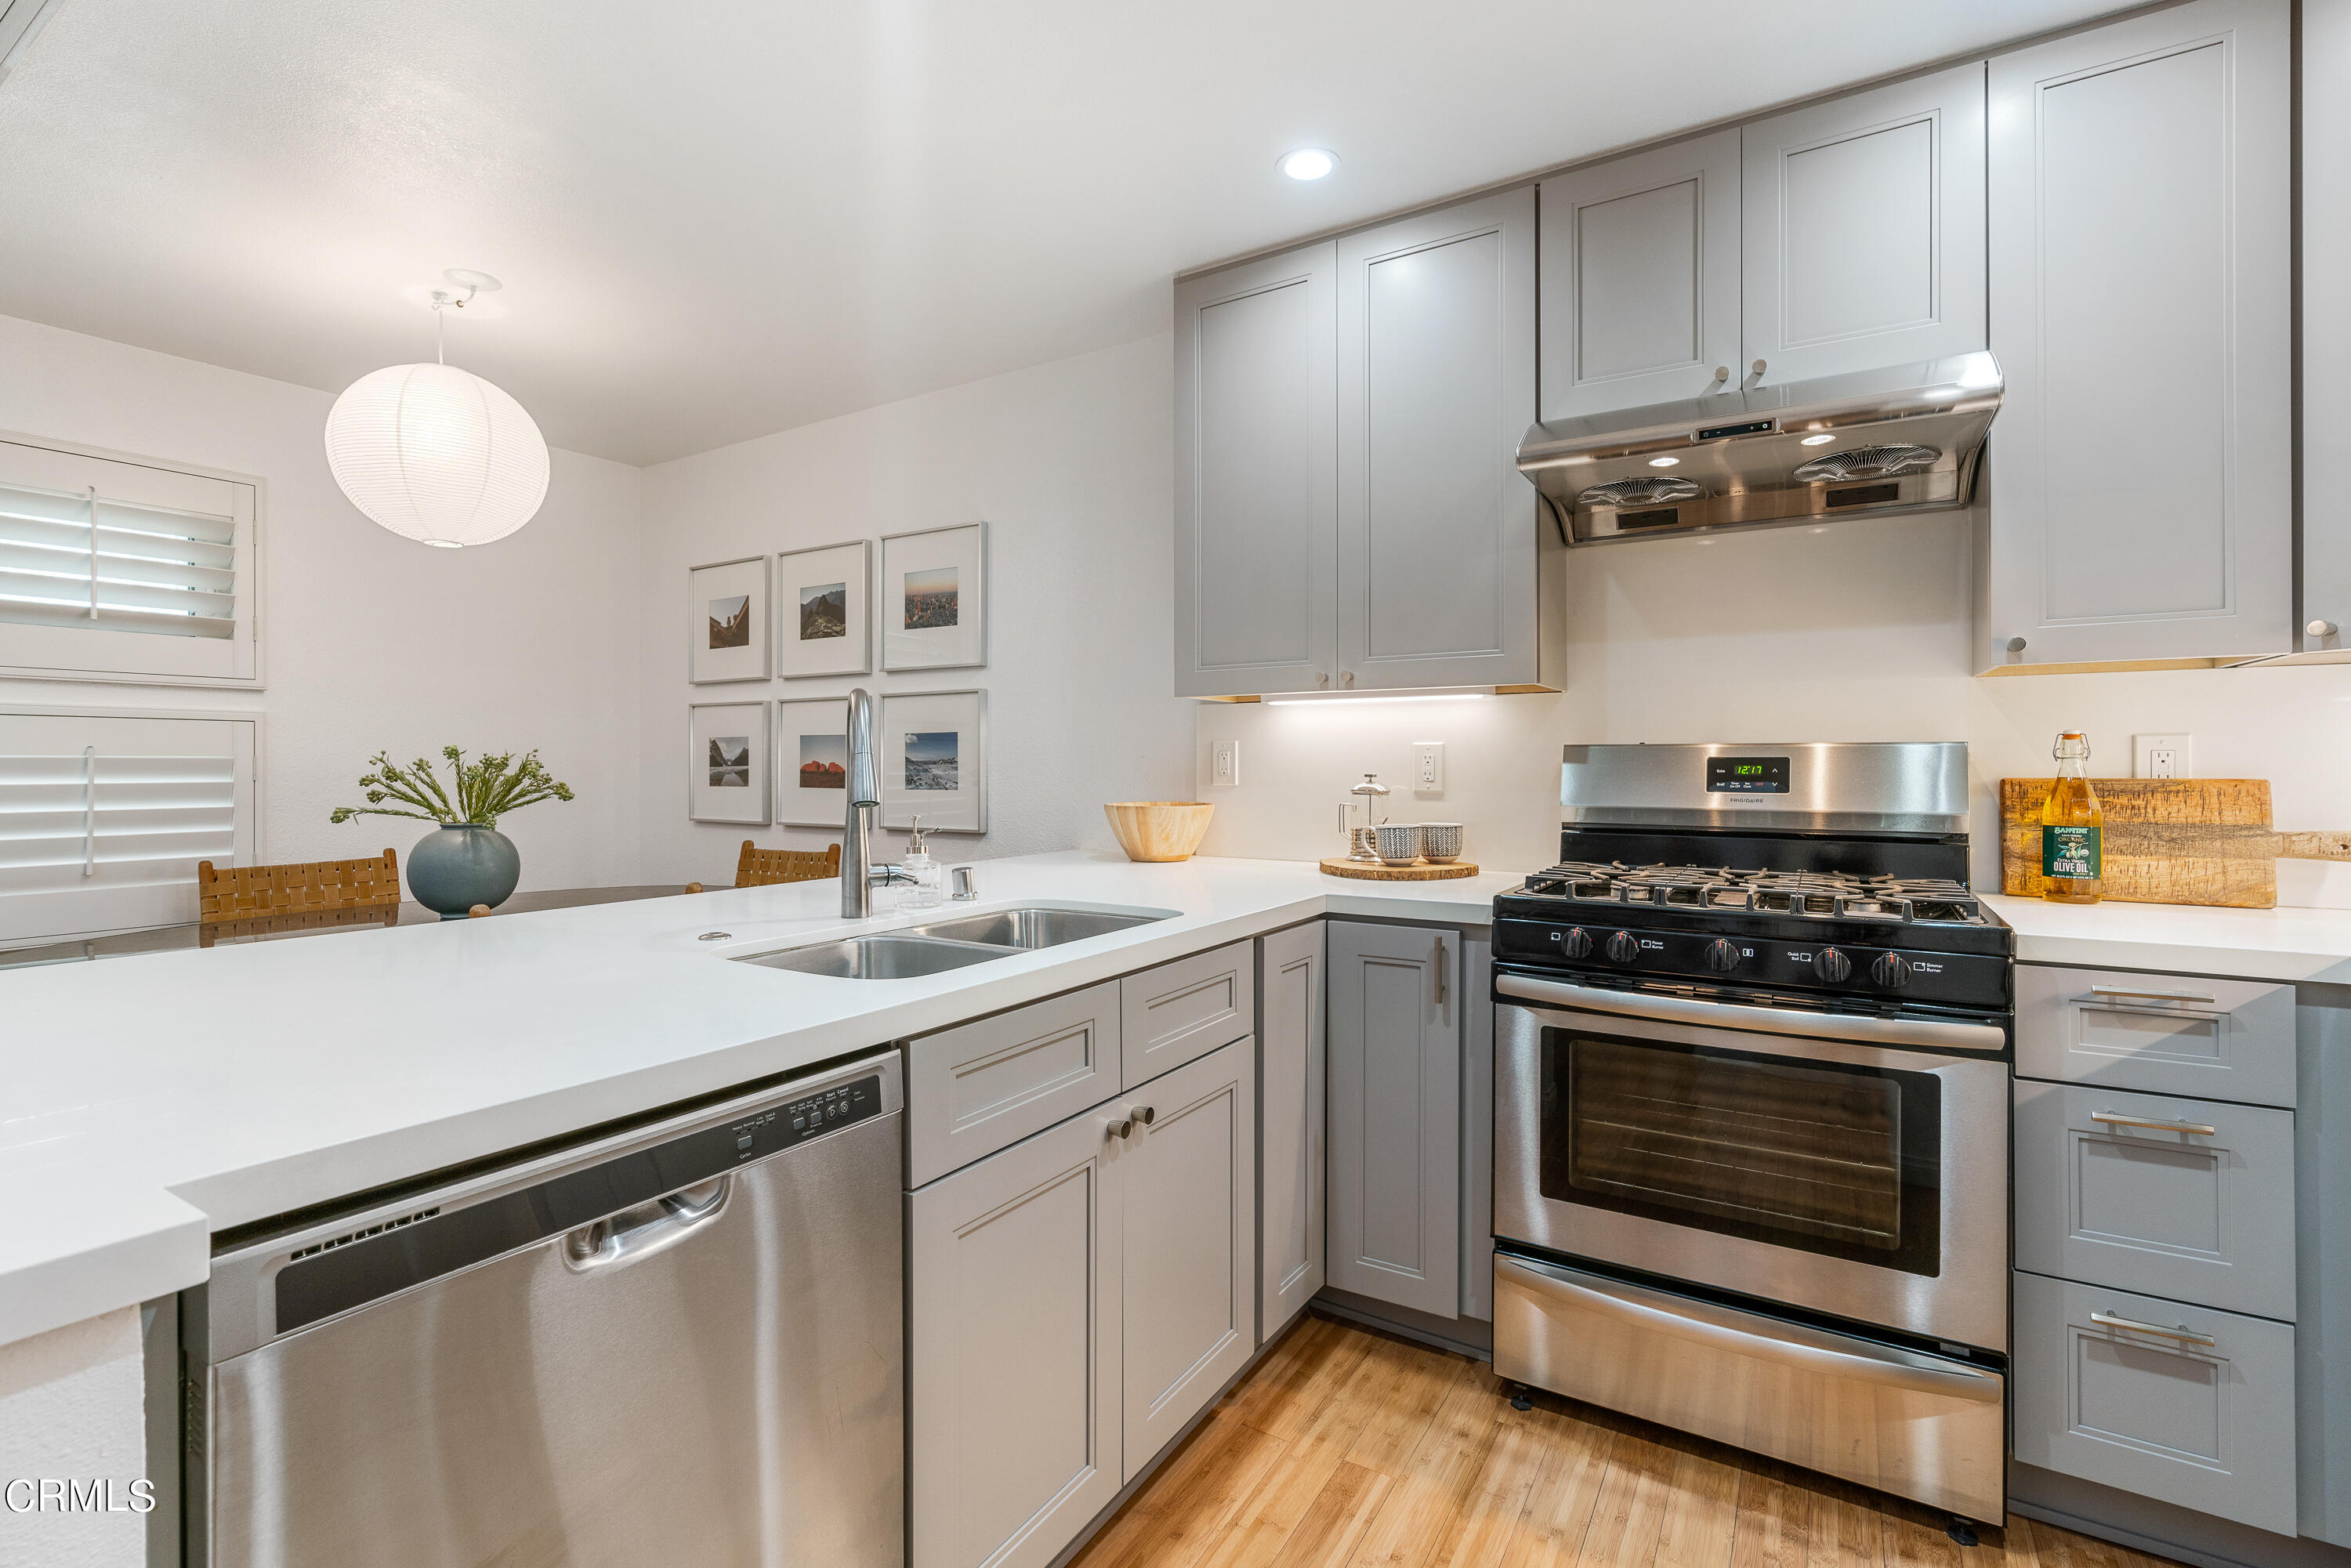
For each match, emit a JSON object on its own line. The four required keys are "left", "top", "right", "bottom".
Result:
{"left": 2133, "top": 733, "right": 2193, "bottom": 779}
{"left": 1412, "top": 741, "right": 1445, "bottom": 794}
{"left": 1209, "top": 738, "right": 1240, "bottom": 788}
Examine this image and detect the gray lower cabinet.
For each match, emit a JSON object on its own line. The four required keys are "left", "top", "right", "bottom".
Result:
{"left": 1327, "top": 919, "right": 1460, "bottom": 1316}
{"left": 1172, "top": 242, "right": 1337, "bottom": 698}
{"left": 1121, "top": 940, "right": 1252, "bottom": 1088}
{"left": 2013, "top": 1269, "right": 2297, "bottom": 1534}
{"left": 906, "top": 981, "right": 1123, "bottom": 1188}
{"left": 1118, "top": 1038, "right": 1257, "bottom": 1476}
{"left": 1335, "top": 188, "right": 1543, "bottom": 692}
{"left": 1978, "top": 0, "right": 2291, "bottom": 672}
{"left": 2014, "top": 1078, "right": 2295, "bottom": 1320}
{"left": 908, "top": 1099, "right": 1123, "bottom": 1568}
{"left": 1257, "top": 922, "right": 1325, "bottom": 1341}
{"left": 1459, "top": 934, "right": 1495, "bottom": 1323}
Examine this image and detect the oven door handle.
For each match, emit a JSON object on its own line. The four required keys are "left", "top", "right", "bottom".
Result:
{"left": 1494, "top": 972, "right": 2005, "bottom": 1053}
{"left": 1496, "top": 1255, "right": 2001, "bottom": 1402}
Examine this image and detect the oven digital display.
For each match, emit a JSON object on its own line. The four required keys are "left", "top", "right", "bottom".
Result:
{"left": 1707, "top": 756, "right": 1789, "bottom": 794}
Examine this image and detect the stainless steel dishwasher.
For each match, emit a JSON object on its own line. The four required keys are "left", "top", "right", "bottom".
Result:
{"left": 184, "top": 1050, "right": 903, "bottom": 1568}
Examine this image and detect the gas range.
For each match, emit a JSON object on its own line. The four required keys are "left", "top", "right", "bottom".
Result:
{"left": 1494, "top": 856, "right": 2012, "bottom": 1013}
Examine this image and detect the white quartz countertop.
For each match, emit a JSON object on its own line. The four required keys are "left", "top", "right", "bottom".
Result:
{"left": 0, "top": 851, "right": 1520, "bottom": 1349}
{"left": 1986, "top": 893, "right": 2351, "bottom": 983}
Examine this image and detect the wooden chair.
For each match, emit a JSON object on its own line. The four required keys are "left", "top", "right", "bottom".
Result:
{"left": 734, "top": 840, "right": 842, "bottom": 888}
{"left": 197, "top": 850, "right": 403, "bottom": 947}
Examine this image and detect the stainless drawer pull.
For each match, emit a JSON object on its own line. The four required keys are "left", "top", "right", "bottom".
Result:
{"left": 2090, "top": 1310, "right": 2216, "bottom": 1346}
{"left": 2083, "top": 987, "right": 2218, "bottom": 1005}
{"left": 2090, "top": 1110, "right": 2218, "bottom": 1137}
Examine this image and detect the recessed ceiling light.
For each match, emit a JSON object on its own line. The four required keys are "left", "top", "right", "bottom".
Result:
{"left": 1647, "top": 456, "right": 1681, "bottom": 469}
{"left": 1281, "top": 148, "right": 1338, "bottom": 181}
{"left": 1800, "top": 433, "right": 1835, "bottom": 447}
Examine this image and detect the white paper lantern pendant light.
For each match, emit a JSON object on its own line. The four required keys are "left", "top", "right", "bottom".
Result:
{"left": 324, "top": 270, "right": 551, "bottom": 549}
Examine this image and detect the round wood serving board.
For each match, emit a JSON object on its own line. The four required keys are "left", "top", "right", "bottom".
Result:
{"left": 1319, "top": 856, "right": 1479, "bottom": 882}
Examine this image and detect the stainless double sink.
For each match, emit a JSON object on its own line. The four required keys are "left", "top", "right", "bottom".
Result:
{"left": 734, "top": 905, "right": 1169, "bottom": 979}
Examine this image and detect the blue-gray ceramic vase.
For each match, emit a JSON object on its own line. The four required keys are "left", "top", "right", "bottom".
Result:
{"left": 408, "top": 822, "right": 521, "bottom": 919}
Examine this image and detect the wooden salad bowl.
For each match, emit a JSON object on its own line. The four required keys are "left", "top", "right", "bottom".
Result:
{"left": 1104, "top": 802, "right": 1215, "bottom": 863}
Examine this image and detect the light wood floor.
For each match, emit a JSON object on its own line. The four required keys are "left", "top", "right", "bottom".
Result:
{"left": 1069, "top": 1313, "right": 2187, "bottom": 1568}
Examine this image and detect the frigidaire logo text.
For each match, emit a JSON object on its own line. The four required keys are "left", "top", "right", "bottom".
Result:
{"left": 3, "top": 1478, "right": 156, "bottom": 1513}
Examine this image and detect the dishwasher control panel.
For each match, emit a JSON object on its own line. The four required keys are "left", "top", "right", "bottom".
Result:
{"left": 737, "top": 1073, "right": 885, "bottom": 1157}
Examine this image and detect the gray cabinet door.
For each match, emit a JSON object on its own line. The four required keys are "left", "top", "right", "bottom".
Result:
{"left": 2303, "top": 0, "right": 2351, "bottom": 654}
{"left": 1335, "top": 188, "right": 1540, "bottom": 692}
{"left": 2013, "top": 1269, "right": 2296, "bottom": 1534}
{"left": 1980, "top": 0, "right": 2291, "bottom": 671}
{"left": 1118, "top": 1038, "right": 1256, "bottom": 1477}
{"left": 1257, "top": 921, "right": 1325, "bottom": 1342}
{"left": 908, "top": 1106, "right": 1123, "bottom": 1568}
{"left": 2014, "top": 1080, "right": 2295, "bottom": 1320}
{"left": 1739, "top": 63, "right": 1986, "bottom": 386}
{"left": 1459, "top": 934, "right": 1495, "bottom": 1323}
{"left": 2016, "top": 964, "right": 2295, "bottom": 1108}
{"left": 1173, "top": 243, "right": 1338, "bottom": 697}
{"left": 1539, "top": 130, "right": 1742, "bottom": 420}
{"left": 1327, "top": 919, "right": 1460, "bottom": 1316}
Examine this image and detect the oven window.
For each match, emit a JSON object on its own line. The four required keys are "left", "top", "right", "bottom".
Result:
{"left": 1540, "top": 1030, "right": 1942, "bottom": 1276}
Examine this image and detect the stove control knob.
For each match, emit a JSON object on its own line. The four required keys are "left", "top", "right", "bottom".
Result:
{"left": 1560, "top": 927, "right": 1594, "bottom": 959}
{"left": 1816, "top": 947, "right": 1853, "bottom": 983}
{"left": 1871, "top": 953, "right": 1911, "bottom": 989}
{"left": 1605, "top": 930, "right": 1639, "bottom": 964}
{"left": 1703, "top": 938, "right": 1741, "bottom": 973}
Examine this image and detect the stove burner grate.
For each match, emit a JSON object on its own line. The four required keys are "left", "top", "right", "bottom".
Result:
{"left": 1516, "top": 863, "right": 1987, "bottom": 925}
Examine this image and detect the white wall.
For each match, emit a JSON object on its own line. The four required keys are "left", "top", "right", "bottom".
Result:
{"left": 637, "top": 334, "right": 1192, "bottom": 888}
{"left": 0, "top": 1307, "right": 143, "bottom": 1568}
{"left": 0, "top": 313, "right": 645, "bottom": 893}
{"left": 1196, "top": 509, "right": 2351, "bottom": 907}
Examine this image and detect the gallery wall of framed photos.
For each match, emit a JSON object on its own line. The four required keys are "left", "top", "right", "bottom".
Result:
{"left": 684, "top": 522, "right": 991, "bottom": 839}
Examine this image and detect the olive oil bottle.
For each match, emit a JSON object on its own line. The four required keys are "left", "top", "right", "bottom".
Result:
{"left": 2042, "top": 731, "right": 2104, "bottom": 904}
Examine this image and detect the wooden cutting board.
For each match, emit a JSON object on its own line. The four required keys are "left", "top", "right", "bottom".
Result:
{"left": 1319, "top": 856, "right": 1480, "bottom": 882}
{"left": 1999, "top": 778, "right": 2351, "bottom": 907}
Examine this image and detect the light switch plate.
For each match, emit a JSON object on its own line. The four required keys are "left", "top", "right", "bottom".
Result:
{"left": 1209, "top": 738, "right": 1240, "bottom": 788}
{"left": 2132, "top": 733, "right": 2193, "bottom": 779}
{"left": 1411, "top": 741, "right": 1444, "bottom": 794}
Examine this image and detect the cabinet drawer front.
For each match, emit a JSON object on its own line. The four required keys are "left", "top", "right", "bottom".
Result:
{"left": 2012, "top": 1271, "right": 2295, "bottom": 1534}
{"left": 2017, "top": 965, "right": 2295, "bottom": 1106}
{"left": 1121, "top": 940, "right": 1253, "bottom": 1088}
{"left": 908, "top": 1108, "right": 1123, "bottom": 1568}
{"left": 907, "top": 982, "right": 1122, "bottom": 1187}
{"left": 2014, "top": 1081, "right": 2295, "bottom": 1320}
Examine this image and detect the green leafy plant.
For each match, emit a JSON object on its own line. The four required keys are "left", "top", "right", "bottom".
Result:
{"left": 330, "top": 748, "right": 576, "bottom": 830}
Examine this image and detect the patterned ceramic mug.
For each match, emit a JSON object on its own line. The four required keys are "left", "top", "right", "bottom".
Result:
{"left": 1375, "top": 823, "right": 1423, "bottom": 865}
{"left": 1419, "top": 823, "right": 1463, "bottom": 863}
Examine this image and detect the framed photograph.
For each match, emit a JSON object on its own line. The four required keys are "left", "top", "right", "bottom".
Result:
{"left": 688, "top": 556, "right": 771, "bottom": 684}
{"left": 775, "top": 540, "right": 871, "bottom": 679}
{"left": 689, "top": 701, "right": 770, "bottom": 824}
{"left": 878, "top": 689, "right": 985, "bottom": 833}
{"left": 881, "top": 522, "right": 986, "bottom": 672}
{"left": 774, "top": 695, "right": 851, "bottom": 827}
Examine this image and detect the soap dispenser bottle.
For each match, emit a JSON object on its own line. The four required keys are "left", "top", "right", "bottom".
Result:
{"left": 901, "top": 817, "right": 944, "bottom": 910}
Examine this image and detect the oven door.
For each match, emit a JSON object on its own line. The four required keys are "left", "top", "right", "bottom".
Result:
{"left": 1494, "top": 972, "right": 2009, "bottom": 1350}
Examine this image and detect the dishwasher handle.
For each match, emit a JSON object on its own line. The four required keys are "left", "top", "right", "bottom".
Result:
{"left": 563, "top": 1175, "right": 732, "bottom": 1273}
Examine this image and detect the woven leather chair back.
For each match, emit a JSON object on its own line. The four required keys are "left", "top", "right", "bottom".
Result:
{"left": 196, "top": 851, "right": 403, "bottom": 946}
{"left": 734, "top": 840, "right": 842, "bottom": 888}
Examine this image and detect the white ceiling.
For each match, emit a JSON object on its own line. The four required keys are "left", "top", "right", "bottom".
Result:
{"left": 0, "top": 0, "right": 2127, "bottom": 466}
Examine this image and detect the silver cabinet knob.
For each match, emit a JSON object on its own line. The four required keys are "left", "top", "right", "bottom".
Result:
{"left": 2311, "top": 620, "right": 2338, "bottom": 638}
{"left": 1131, "top": 1106, "right": 1155, "bottom": 1127}
{"left": 2005, "top": 637, "right": 2028, "bottom": 654}
{"left": 1107, "top": 1117, "right": 1134, "bottom": 1141}
{"left": 1751, "top": 359, "right": 1767, "bottom": 377}
{"left": 1341, "top": 670, "right": 1355, "bottom": 687}
{"left": 1712, "top": 366, "right": 1730, "bottom": 382}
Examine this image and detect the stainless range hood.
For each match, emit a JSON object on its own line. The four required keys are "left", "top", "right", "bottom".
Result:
{"left": 1516, "top": 352, "right": 2002, "bottom": 545}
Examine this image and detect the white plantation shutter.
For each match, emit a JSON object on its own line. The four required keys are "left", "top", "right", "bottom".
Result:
{"left": 0, "top": 712, "right": 256, "bottom": 943}
{"left": 0, "top": 437, "right": 259, "bottom": 685}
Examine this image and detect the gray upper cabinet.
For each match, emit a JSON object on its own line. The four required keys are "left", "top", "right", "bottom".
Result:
{"left": 1337, "top": 188, "right": 1542, "bottom": 691}
{"left": 1173, "top": 243, "right": 1338, "bottom": 697}
{"left": 2302, "top": 0, "right": 2351, "bottom": 657}
{"left": 1979, "top": 0, "right": 2291, "bottom": 672}
{"left": 1327, "top": 919, "right": 1460, "bottom": 1317}
{"left": 1539, "top": 129, "right": 1742, "bottom": 420}
{"left": 1740, "top": 63, "right": 1986, "bottom": 386}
